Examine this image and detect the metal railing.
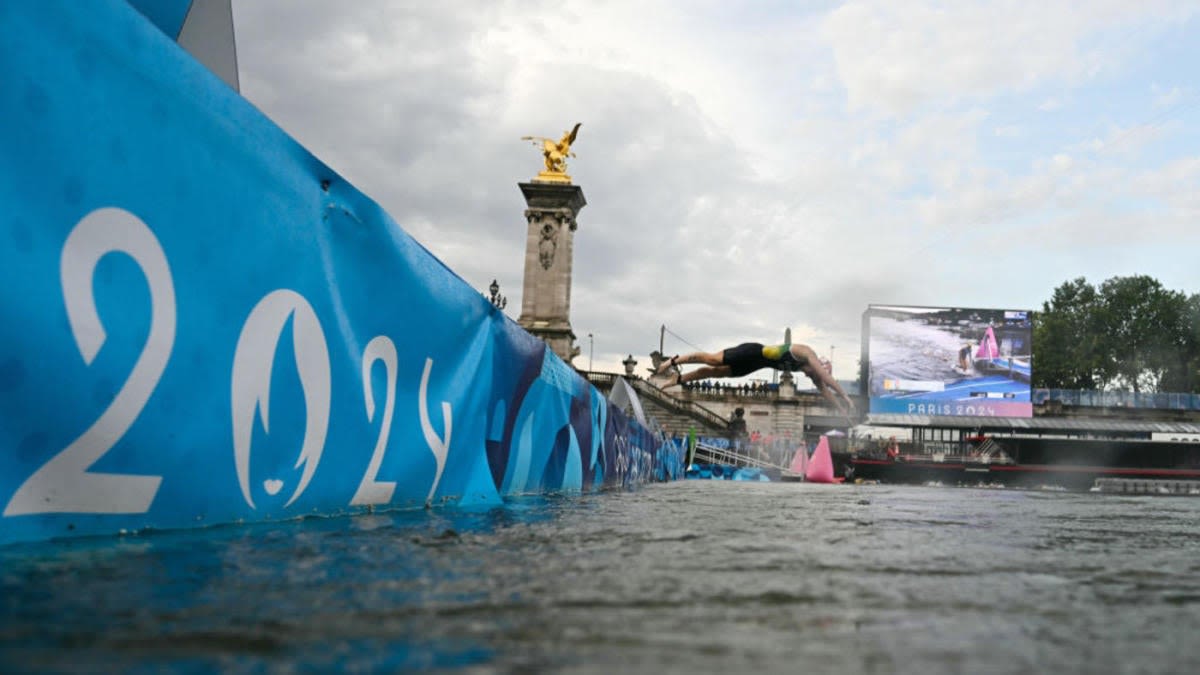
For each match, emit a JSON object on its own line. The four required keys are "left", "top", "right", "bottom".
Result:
{"left": 580, "top": 371, "right": 730, "bottom": 431}
{"left": 698, "top": 436, "right": 803, "bottom": 470}
{"left": 692, "top": 442, "right": 792, "bottom": 473}
{"left": 629, "top": 378, "right": 730, "bottom": 430}
{"left": 855, "top": 436, "right": 1016, "bottom": 465}
{"left": 1036, "top": 389, "right": 1200, "bottom": 411}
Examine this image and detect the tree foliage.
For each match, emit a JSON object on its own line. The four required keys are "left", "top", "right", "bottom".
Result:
{"left": 1033, "top": 278, "right": 1100, "bottom": 389}
{"left": 1034, "top": 275, "right": 1198, "bottom": 393}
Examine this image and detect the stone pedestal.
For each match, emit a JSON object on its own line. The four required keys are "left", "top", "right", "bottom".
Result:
{"left": 779, "top": 371, "right": 796, "bottom": 398}
{"left": 516, "top": 181, "right": 587, "bottom": 363}
{"left": 647, "top": 351, "right": 673, "bottom": 387}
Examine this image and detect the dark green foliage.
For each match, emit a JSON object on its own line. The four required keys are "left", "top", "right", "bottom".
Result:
{"left": 1034, "top": 275, "right": 1198, "bottom": 393}
{"left": 1034, "top": 278, "right": 1100, "bottom": 389}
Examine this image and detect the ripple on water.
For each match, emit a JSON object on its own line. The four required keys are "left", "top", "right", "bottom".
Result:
{"left": 3, "top": 482, "right": 1200, "bottom": 672}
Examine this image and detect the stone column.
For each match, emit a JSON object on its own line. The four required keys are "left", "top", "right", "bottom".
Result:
{"left": 778, "top": 327, "right": 796, "bottom": 398}
{"left": 516, "top": 181, "right": 587, "bottom": 363}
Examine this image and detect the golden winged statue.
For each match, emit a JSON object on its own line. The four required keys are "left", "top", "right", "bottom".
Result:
{"left": 521, "top": 122, "right": 581, "bottom": 183}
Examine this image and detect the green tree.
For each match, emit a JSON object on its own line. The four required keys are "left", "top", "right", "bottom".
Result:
{"left": 1183, "top": 293, "right": 1200, "bottom": 392}
{"left": 1034, "top": 275, "right": 1197, "bottom": 393}
{"left": 1033, "top": 278, "right": 1101, "bottom": 389}
{"left": 1094, "top": 276, "right": 1189, "bottom": 392}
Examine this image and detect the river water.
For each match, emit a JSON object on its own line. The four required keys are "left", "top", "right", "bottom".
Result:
{"left": 3, "top": 481, "right": 1200, "bottom": 673}
{"left": 868, "top": 316, "right": 972, "bottom": 383}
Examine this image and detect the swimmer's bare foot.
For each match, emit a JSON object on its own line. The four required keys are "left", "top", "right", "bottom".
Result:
{"left": 655, "top": 355, "right": 679, "bottom": 376}
{"left": 666, "top": 367, "right": 686, "bottom": 388}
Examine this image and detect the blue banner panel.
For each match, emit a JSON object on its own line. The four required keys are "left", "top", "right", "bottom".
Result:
{"left": 0, "top": 2, "right": 680, "bottom": 545}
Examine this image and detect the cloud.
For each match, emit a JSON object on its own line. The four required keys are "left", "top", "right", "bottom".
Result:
{"left": 823, "top": 2, "right": 1073, "bottom": 113}
{"left": 820, "top": 0, "right": 1192, "bottom": 115}
{"left": 1152, "top": 85, "right": 1185, "bottom": 108}
{"left": 1038, "top": 97, "right": 1066, "bottom": 112}
{"left": 1132, "top": 156, "right": 1200, "bottom": 212}
{"left": 230, "top": 1, "right": 1200, "bottom": 379}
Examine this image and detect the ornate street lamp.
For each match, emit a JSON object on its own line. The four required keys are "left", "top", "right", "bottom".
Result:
{"left": 486, "top": 279, "right": 507, "bottom": 310}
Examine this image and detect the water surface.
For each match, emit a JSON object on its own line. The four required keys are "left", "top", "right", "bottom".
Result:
{"left": 3, "top": 482, "right": 1199, "bottom": 673}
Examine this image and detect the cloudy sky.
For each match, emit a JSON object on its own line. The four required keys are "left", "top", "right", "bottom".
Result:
{"left": 230, "top": 0, "right": 1200, "bottom": 379}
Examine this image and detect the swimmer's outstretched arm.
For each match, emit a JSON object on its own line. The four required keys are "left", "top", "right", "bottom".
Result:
{"left": 794, "top": 344, "right": 855, "bottom": 414}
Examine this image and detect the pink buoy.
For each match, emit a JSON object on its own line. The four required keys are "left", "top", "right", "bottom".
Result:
{"left": 976, "top": 325, "right": 1000, "bottom": 359}
{"left": 806, "top": 436, "right": 840, "bottom": 483}
{"left": 788, "top": 444, "right": 810, "bottom": 475}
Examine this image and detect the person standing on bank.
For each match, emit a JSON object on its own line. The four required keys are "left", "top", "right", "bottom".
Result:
{"left": 655, "top": 341, "right": 855, "bottom": 414}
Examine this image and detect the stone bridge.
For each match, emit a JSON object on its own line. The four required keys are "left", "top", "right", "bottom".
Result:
{"left": 581, "top": 371, "right": 857, "bottom": 440}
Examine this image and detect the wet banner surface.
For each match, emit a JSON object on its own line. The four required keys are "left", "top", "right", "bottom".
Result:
{"left": 0, "top": 2, "right": 679, "bottom": 545}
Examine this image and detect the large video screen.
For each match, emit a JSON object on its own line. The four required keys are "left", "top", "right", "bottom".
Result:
{"left": 862, "top": 305, "right": 1033, "bottom": 417}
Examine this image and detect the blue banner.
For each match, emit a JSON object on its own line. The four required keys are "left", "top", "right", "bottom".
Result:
{"left": 0, "top": 2, "right": 680, "bottom": 545}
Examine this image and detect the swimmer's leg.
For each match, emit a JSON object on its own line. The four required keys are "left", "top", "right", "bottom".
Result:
{"left": 656, "top": 350, "right": 725, "bottom": 375}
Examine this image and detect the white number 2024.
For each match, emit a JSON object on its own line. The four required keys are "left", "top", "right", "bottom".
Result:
{"left": 5, "top": 207, "right": 456, "bottom": 518}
